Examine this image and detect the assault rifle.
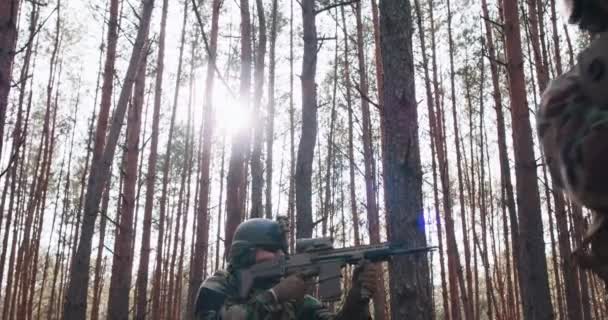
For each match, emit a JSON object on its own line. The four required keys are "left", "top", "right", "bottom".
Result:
{"left": 237, "top": 237, "right": 436, "bottom": 301}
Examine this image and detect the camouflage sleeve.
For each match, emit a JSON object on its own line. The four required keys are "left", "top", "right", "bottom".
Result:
{"left": 537, "top": 65, "right": 608, "bottom": 211}
{"left": 295, "top": 295, "right": 371, "bottom": 320}
{"left": 219, "top": 290, "right": 293, "bottom": 320}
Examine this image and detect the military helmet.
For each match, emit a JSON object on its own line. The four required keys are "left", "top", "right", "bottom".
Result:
{"left": 228, "top": 218, "right": 288, "bottom": 269}
{"left": 561, "top": 0, "right": 608, "bottom": 31}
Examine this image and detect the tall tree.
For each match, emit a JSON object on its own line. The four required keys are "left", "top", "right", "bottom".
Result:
{"left": 106, "top": 45, "right": 147, "bottom": 319}
{"left": 340, "top": 5, "right": 360, "bottom": 246}
{"left": 446, "top": 0, "right": 473, "bottom": 317}
{"left": 0, "top": 0, "right": 37, "bottom": 298}
{"left": 163, "top": 0, "right": 189, "bottom": 317}
{"left": 428, "top": 0, "right": 466, "bottom": 317}
{"left": 287, "top": 0, "right": 296, "bottom": 251}
{"left": 63, "top": 0, "right": 155, "bottom": 318}
{"left": 225, "top": 0, "right": 252, "bottom": 250}
{"left": 480, "top": 0, "right": 518, "bottom": 316}
{"left": 189, "top": 0, "right": 222, "bottom": 316}
{"left": 0, "top": 0, "right": 21, "bottom": 159}
{"left": 295, "top": 0, "right": 317, "bottom": 238}
{"left": 265, "top": 0, "right": 278, "bottom": 219}
{"left": 250, "top": 0, "right": 267, "bottom": 218}
{"left": 380, "top": 0, "right": 432, "bottom": 318}
{"left": 149, "top": 0, "right": 170, "bottom": 317}
{"left": 353, "top": 2, "right": 386, "bottom": 318}
{"left": 501, "top": 0, "right": 553, "bottom": 318}
{"left": 412, "top": 0, "right": 449, "bottom": 316}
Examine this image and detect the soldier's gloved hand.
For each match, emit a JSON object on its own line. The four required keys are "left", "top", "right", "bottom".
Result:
{"left": 350, "top": 260, "right": 378, "bottom": 300}
{"left": 338, "top": 261, "right": 377, "bottom": 319}
{"left": 269, "top": 273, "right": 310, "bottom": 303}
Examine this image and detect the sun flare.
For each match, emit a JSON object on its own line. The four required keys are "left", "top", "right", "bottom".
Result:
{"left": 213, "top": 88, "right": 252, "bottom": 137}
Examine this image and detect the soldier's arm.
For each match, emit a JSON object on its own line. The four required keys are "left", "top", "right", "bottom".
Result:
{"left": 200, "top": 290, "right": 287, "bottom": 320}
{"left": 294, "top": 295, "right": 371, "bottom": 320}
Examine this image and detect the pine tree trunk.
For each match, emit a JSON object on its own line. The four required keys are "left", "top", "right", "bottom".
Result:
{"left": 164, "top": 2, "right": 188, "bottom": 316}
{"left": 17, "top": 5, "right": 61, "bottom": 314}
{"left": 380, "top": 0, "right": 432, "bottom": 318}
{"left": 322, "top": 19, "right": 338, "bottom": 238}
{"left": 287, "top": 0, "right": 296, "bottom": 252}
{"left": 413, "top": 0, "right": 449, "bottom": 317}
{"left": 265, "top": 0, "right": 278, "bottom": 219}
{"left": 0, "top": 0, "right": 36, "bottom": 298}
{"left": 480, "top": 0, "right": 518, "bottom": 316}
{"left": 369, "top": 0, "right": 383, "bottom": 133}
{"left": 63, "top": 0, "right": 154, "bottom": 318}
{"left": 188, "top": 0, "right": 222, "bottom": 315}
{"left": 570, "top": 203, "right": 593, "bottom": 320}
{"left": 225, "top": 0, "right": 252, "bottom": 250}
{"left": 446, "top": 1, "right": 473, "bottom": 318}
{"left": 476, "top": 54, "right": 496, "bottom": 319}
{"left": 340, "top": 6, "right": 360, "bottom": 246}
{"left": 0, "top": 0, "right": 21, "bottom": 160}
{"left": 175, "top": 55, "right": 196, "bottom": 318}
{"left": 106, "top": 48, "right": 146, "bottom": 319}
{"left": 428, "top": 0, "right": 465, "bottom": 317}
{"left": 250, "top": 0, "right": 266, "bottom": 219}
{"left": 501, "top": 0, "right": 554, "bottom": 318}
{"left": 353, "top": 2, "right": 386, "bottom": 317}
{"left": 148, "top": 0, "right": 170, "bottom": 317}
{"left": 91, "top": 177, "right": 111, "bottom": 320}
{"left": 131, "top": 2, "right": 167, "bottom": 319}
{"left": 295, "top": 0, "right": 317, "bottom": 239}
{"left": 541, "top": 163, "right": 565, "bottom": 319}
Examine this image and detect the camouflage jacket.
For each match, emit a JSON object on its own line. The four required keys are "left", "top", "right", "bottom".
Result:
{"left": 537, "top": 64, "right": 608, "bottom": 212}
{"left": 193, "top": 270, "right": 371, "bottom": 320}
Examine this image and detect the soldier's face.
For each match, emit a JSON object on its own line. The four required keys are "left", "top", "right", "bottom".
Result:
{"left": 255, "top": 248, "right": 285, "bottom": 263}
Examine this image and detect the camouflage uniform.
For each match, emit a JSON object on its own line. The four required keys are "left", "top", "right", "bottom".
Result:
{"left": 193, "top": 270, "right": 356, "bottom": 320}
{"left": 537, "top": 0, "right": 608, "bottom": 283}
{"left": 193, "top": 218, "right": 371, "bottom": 320}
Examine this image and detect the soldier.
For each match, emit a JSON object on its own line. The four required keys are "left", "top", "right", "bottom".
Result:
{"left": 193, "top": 218, "right": 378, "bottom": 320}
{"left": 537, "top": 0, "right": 608, "bottom": 282}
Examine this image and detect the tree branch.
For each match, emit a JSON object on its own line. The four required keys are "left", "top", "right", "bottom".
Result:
{"left": 15, "top": 7, "right": 57, "bottom": 55}
{"left": 352, "top": 80, "right": 380, "bottom": 110}
{"left": 315, "top": 0, "right": 359, "bottom": 15}
{"left": 191, "top": 0, "right": 237, "bottom": 98}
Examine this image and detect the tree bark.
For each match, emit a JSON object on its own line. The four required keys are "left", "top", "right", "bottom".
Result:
{"left": 570, "top": 203, "right": 593, "bottom": 320}
{"left": 63, "top": 0, "right": 154, "bottom": 318}
{"left": 225, "top": 0, "right": 252, "bottom": 250}
{"left": 133, "top": 14, "right": 163, "bottom": 320}
{"left": 446, "top": 1, "right": 473, "bottom": 317}
{"left": 353, "top": 2, "right": 386, "bottom": 318}
{"left": 148, "top": 0, "right": 170, "bottom": 317}
{"left": 0, "top": 0, "right": 36, "bottom": 298}
{"left": 188, "top": 0, "right": 222, "bottom": 316}
{"left": 428, "top": 0, "right": 465, "bottom": 317}
{"left": 380, "top": 0, "right": 432, "bottom": 318}
{"left": 265, "top": 0, "right": 278, "bottom": 219}
{"left": 0, "top": 0, "right": 22, "bottom": 160}
{"left": 295, "top": 0, "right": 317, "bottom": 239}
{"left": 370, "top": 0, "right": 383, "bottom": 140}
{"left": 250, "top": 0, "right": 267, "bottom": 219}
{"left": 501, "top": 0, "right": 554, "bottom": 318}
{"left": 413, "top": 0, "right": 448, "bottom": 317}
{"left": 480, "top": 0, "right": 518, "bottom": 317}
{"left": 106, "top": 47, "right": 146, "bottom": 319}
{"left": 91, "top": 177, "right": 111, "bottom": 320}
{"left": 340, "top": 5, "right": 360, "bottom": 247}
{"left": 164, "top": 2, "right": 188, "bottom": 317}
